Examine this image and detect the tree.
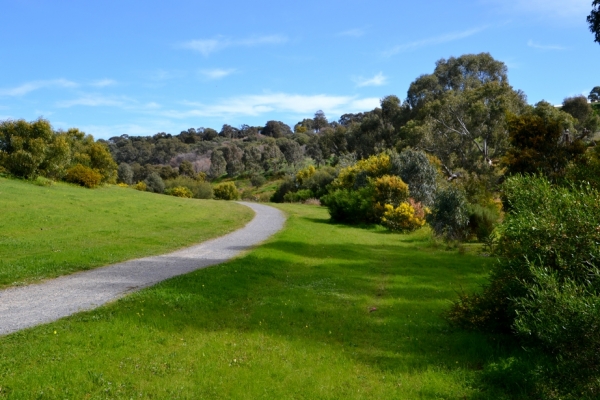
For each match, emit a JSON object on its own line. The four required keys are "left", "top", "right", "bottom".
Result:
{"left": 221, "top": 144, "right": 244, "bottom": 176}
{"left": 313, "top": 110, "right": 328, "bottom": 132}
{"left": 588, "top": 0, "right": 600, "bottom": 44}
{"left": 589, "top": 86, "right": 600, "bottom": 103}
{"left": 208, "top": 150, "right": 226, "bottom": 178}
{"left": 390, "top": 149, "right": 439, "bottom": 207}
{"left": 0, "top": 118, "right": 55, "bottom": 178}
{"left": 504, "top": 101, "right": 585, "bottom": 180}
{"left": 562, "top": 95, "right": 600, "bottom": 134}
{"left": 261, "top": 121, "right": 292, "bottom": 138}
{"left": 178, "top": 160, "right": 196, "bottom": 178}
{"left": 406, "top": 53, "right": 527, "bottom": 176}
{"left": 118, "top": 163, "right": 133, "bottom": 184}
{"left": 276, "top": 137, "right": 304, "bottom": 167}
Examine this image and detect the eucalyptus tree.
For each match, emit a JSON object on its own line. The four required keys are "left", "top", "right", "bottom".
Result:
{"left": 405, "top": 53, "right": 527, "bottom": 176}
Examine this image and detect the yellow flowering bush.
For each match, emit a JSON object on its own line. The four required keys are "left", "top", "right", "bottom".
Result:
{"left": 331, "top": 153, "right": 391, "bottom": 190}
{"left": 380, "top": 201, "right": 427, "bottom": 232}
{"left": 165, "top": 186, "right": 193, "bottom": 198}
{"left": 295, "top": 165, "right": 316, "bottom": 185}
{"left": 134, "top": 181, "right": 147, "bottom": 191}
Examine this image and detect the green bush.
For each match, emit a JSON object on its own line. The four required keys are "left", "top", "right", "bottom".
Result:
{"left": 270, "top": 177, "right": 296, "bottom": 203}
{"left": 213, "top": 181, "right": 239, "bottom": 200}
{"left": 283, "top": 189, "right": 313, "bottom": 203}
{"left": 250, "top": 173, "right": 266, "bottom": 187}
{"left": 144, "top": 172, "right": 165, "bottom": 193}
{"left": 427, "top": 185, "right": 470, "bottom": 240}
{"left": 322, "top": 187, "right": 373, "bottom": 224}
{"left": 164, "top": 176, "right": 213, "bottom": 199}
{"left": 448, "top": 175, "right": 600, "bottom": 397}
{"left": 118, "top": 163, "right": 133, "bottom": 185}
{"left": 390, "top": 149, "right": 439, "bottom": 206}
{"left": 165, "top": 186, "right": 193, "bottom": 198}
{"left": 468, "top": 203, "right": 500, "bottom": 241}
{"left": 64, "top": 164, "right": 103, "bottom": 188}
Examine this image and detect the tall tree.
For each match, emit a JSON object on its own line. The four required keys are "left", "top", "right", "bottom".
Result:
{"left": 313, "top": 110, "right": 328, "bottom": 133}
{"left": 589, "top": 86, "right": 600, "bottom": 103}
{"left": 589, "top": 0, "right": 600, "bottom": 44}
{"left": 406, "top": 53, "right": 527, "bottom": 175}
{"left": 562, "top": 95, "right": 600, "bottom": 135}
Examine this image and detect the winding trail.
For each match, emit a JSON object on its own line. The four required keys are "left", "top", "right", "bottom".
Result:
{"left": 0, "top": 202, "right": 285, "bottom": 336}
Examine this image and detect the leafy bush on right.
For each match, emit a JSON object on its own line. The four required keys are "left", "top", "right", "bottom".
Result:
{"left": 447, "top": 175, "right": 600, "bottom": 399}
{"left": 213, "top": 181, "right": 239, "bottom": 200}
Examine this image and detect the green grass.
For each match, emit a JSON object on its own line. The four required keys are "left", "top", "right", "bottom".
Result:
{"left": 0, "top": 204, "right": 530, "bottom": 399}
{"left": 0, "top": 178, "right": 253, "bottom": 287}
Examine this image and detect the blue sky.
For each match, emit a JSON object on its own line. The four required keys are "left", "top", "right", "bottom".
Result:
{"left": 1, "top": 0, "right": 598, "bottom": 139}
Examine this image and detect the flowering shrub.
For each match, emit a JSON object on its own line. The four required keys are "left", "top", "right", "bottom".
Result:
{"left": 381, "top": 201, "right": 427, "bottom": 232}
{"left": 372, "top": 175, "right": 409, "bottom": 219}
{"left": 295, "top": 165, "right": 316, "bottom": 185}
{"left": 213, "top": 181, "right": 239, "bottom": 200}
{"left": 165, "top": 186, "right": 193, "bottom": 198}
{"left": 64, "top": 164, "right": 102, "bottom": 188}
{"left": 331, "top": 153, "right": 391, "bottom": 190}
{"left": 134, "top": 181, "right": 147, "bottom": 191}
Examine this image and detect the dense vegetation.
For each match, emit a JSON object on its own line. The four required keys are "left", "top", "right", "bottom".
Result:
{"left": 2, "top": 50, "right": 600, "bottom": 397}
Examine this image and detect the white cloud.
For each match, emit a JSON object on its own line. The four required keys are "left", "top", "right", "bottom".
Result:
{"left": 56, "top": 95, "right": 126, "bottom": 108}
{"left": 354, "top": 72, "right": 388, "bottom": 87}
{"left": 200, "top": 68, "right": 236, "bottom": 80}
{"left": 181, "top": 34, "right": 288, "bottom": 56}
{"left": 163, "top": 93, "right": 380, "bottom": 119}
{"left": 384, "top": 27, "right": 486, "bottom": 56}
{"left": 337, "top": 28, "right": 365, "bottom": 37}
{"left": 0, "top": 79, "right": 78, "bottom": 96}
{"left": 527, "top": 40, "right": 566, "bottom": 50}
{"left": 91, "top": 79, "right": 117, "bottom": 87}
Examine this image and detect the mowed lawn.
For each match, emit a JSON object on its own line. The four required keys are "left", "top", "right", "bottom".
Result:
{"left": 0, "top": 203, "right": 528, "bottom": 399}
{"left": 0, "top": 178, "right": 253, "bottom": 287}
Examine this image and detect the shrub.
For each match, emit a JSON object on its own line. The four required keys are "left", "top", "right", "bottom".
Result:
{"left": 372, "top": 175, "right": 410, "bottom": 219}
{"left": 301, "top": 166, "right": 337, "bottom": 199}
{"left": 322, "top": 187, "right": 373, "bottom": 224}
{"left": 164, "top": 176, "right": 213, "bottom": 199}
{"left": 427, "top": 185, "right": 470, "bottom": 240}
{"left": 117, "top": 183, "right": 129, "bottom": 188}
{"left": 144, "top": 172, "right": 165, "bottom": 193}
{"left": 448, "top": 175, "right": 600, "bottom": 397}
{"left": 213, "top": 181, "right": 239, "bottom": 200}
{"left": 468, "top": 203, "right": 501, "bottom": 241}
{"left": 330, "top": 153, "right": 391, "bottom": 190}
{"left": 283, "top": 189, "right": 313, "bottom": 203}
{"left": 250, "top": 173, "right": 266, "bottom": 187}
{"left": 165, "top": 186, "right": 193, "bottom": 198}
{"left": 64, "top": 164, "right": 102, "bottom": 188}
{"left": 134, "top": 181, "right": 147, "bottom": 191}
{"left": 270, "top": 177, "right": 296, "bottom": 203}
{"left": 295, "top": 165, "right": 316, "bottom": 185}
{"left": 380, "top": 201, "right": 427, "bottom": 232}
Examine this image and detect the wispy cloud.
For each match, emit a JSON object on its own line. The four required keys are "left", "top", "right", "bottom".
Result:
{"left": 200, "top": 68, "right": 236, "bottom": 80}
{"left": 337, "top": 28, "right": 365, "bottom": 38}
{"left": 384, "top": 27, "right": 486, "bottom": 56}
{"left": 181, "top": 34, "right": 288, "bottom": 56}
{"left": 527, "top": 40, "right": 566, "bottom": 50}
{"left": 56, "top": 94, "right": 161, "bottom": 111}
{"left": 354, "top": 72, "right": 388, "bottom": 87}
{"left": 162, "top": 93, "right": 380, "bottom": 118}
{"left": 91, "top": 79, "right": 117, "bottom": 87}
{"left": 0, "top": 79, "right": 78, "bottom": 96}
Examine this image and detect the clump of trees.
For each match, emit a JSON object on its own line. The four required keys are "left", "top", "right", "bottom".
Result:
{"left": 0, "top": 118, "right": 117, "bottom": 187}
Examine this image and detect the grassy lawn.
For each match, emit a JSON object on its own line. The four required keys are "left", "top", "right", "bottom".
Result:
{"left": 0, "top": 178, "right": 253, "bottom": 287}
{"left": 0, "top": 203, "right": 526, "bottom": 399}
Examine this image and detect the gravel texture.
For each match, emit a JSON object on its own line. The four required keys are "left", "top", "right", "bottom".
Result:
{"left": 0, "top": 202, "right": 285, "bottom": 336}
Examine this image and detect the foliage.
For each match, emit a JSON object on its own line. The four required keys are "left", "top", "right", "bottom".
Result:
{"left": 213, "top": 181, "right": 239, "bottom": 200}
{"left": 117, "top": 162, "right": 133, "bottom": 185}
{"left": 144, "top": 172, "right": 165, "bottom": 193}
{"left": 209, "top": 149, "right": 227, "bottom": 178}
{"left": 322, "top": 187, "right": 373, "bottom": 224}
{"left": 468, "top": 203, "right": 501, "bottom": 241}
{"left": 503, "top": 102, "right": 586, "bottom": 180}
{"left": 283, "top": 189, "right": 314, "bottom": 203}
{"left": 390, "top": 148, "right": 439, "bottom": 206}
{"left": 427, "top": 185, "right": 470, "bottom": 240}
{"left": 134, "top": 181, "right": 147, "bottom": 191}
{"left": 380, "top": 200, "right": 427, "bottom": 232}
{"left": 561, "top": 95, "right": 600, "bottom": 134}
{"left": 270, "top": 177, "right": 296, "bottom": 203}
{"left": 299, "top": 166, "right": 337, "bottom": 199}
{"left": 406, "top": 53, "right": 527, "bottom": 176}
{"left": 261, "top": 120, "right": 292, "bottom": 138}
{"left": 64, "top": 164, "right": 103, "bottom": 188}
{"left": 372, "top": 174, "right": 409, "bottom": 219}
{"left": 165, "top": 186, "right": 193, "bottom": 198}
{"left": 331, "top": 153, "right": 391, "bottom": 190}
{"left": 164, "top": 176, "right": 213, "bottom": 199}
{"left": 589, "top": 86, "right": 600, "bottom": 103}
{"left": 295, "top": 165, "right": 316, "bottom": 185}
{"left": 588, "top": 0, "right": 600, "bottom": 44}
{"left": 0, "top": 118, "right": 56, "bottom": 178}
{"left": 249, "top": 173, "right": 266, "bottom": 187}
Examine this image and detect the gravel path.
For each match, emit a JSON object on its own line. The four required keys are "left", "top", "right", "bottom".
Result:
{"left": 0, "top": 202, "right": 285, "bottom": 336}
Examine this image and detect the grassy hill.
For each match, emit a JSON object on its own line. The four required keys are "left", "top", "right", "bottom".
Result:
{"left": 0, "top": 204, "right": 530, "bottom": 399}
{"left": 0, "top": 178, "right": 253, "bottom": 287}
